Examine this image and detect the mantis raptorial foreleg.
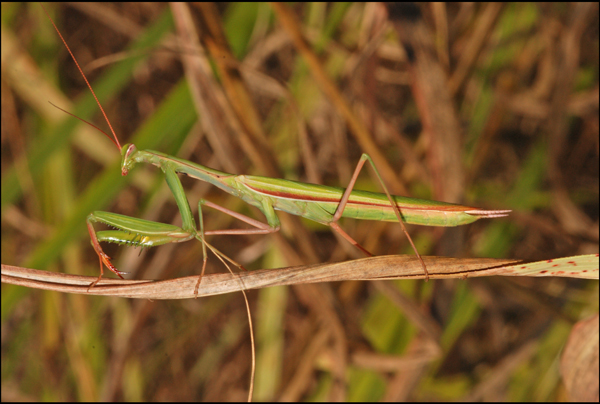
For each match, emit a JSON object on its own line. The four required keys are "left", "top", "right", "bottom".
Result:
{"left": 86, "top": 165, "right": 231, "bottom": 292}
{"left": 86, "top": 201, "right": 247, "bottom": 293}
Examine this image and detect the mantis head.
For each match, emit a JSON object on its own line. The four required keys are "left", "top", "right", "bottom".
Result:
{"left": 121, "top": 144, "right": 139, "bottom": 176}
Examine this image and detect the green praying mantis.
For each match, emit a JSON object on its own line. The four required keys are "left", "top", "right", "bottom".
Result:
{"left": 43, "top": 6, "right": 510, "bottom": 292}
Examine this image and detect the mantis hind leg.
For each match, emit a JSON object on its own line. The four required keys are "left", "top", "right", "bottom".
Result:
{"left": 329, "top": 153, "right": 429, "bottom": 280}
{"left": 328, "top": 222, "right": 373, "bottom": 257}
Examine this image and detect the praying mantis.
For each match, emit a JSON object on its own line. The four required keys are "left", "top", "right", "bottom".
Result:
{"left": 38, "top": 4, "right": 510, "bottom": 290}
{"left": 4, "top": 4, "right": 597, "bottom": 402}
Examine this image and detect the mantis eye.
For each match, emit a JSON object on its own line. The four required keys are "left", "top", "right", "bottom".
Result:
{"left": 121, "top": 144, "right": 138, "bottom": 176}
{"left": 126, "top": 144, "right": 137, "bottom": 158}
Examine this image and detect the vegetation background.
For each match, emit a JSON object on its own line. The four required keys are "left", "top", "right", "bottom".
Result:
{"left": 2, "top": 2, "right": 598, "bottom": 401}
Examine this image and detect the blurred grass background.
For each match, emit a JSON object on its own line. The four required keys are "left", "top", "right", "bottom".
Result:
{"left": 1, "top": 2, "right": 598, "bottom": 401}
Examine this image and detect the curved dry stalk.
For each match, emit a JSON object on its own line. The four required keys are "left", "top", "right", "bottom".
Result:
{"left": 3, "top": 254, "right": 597, "bottom": 300}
